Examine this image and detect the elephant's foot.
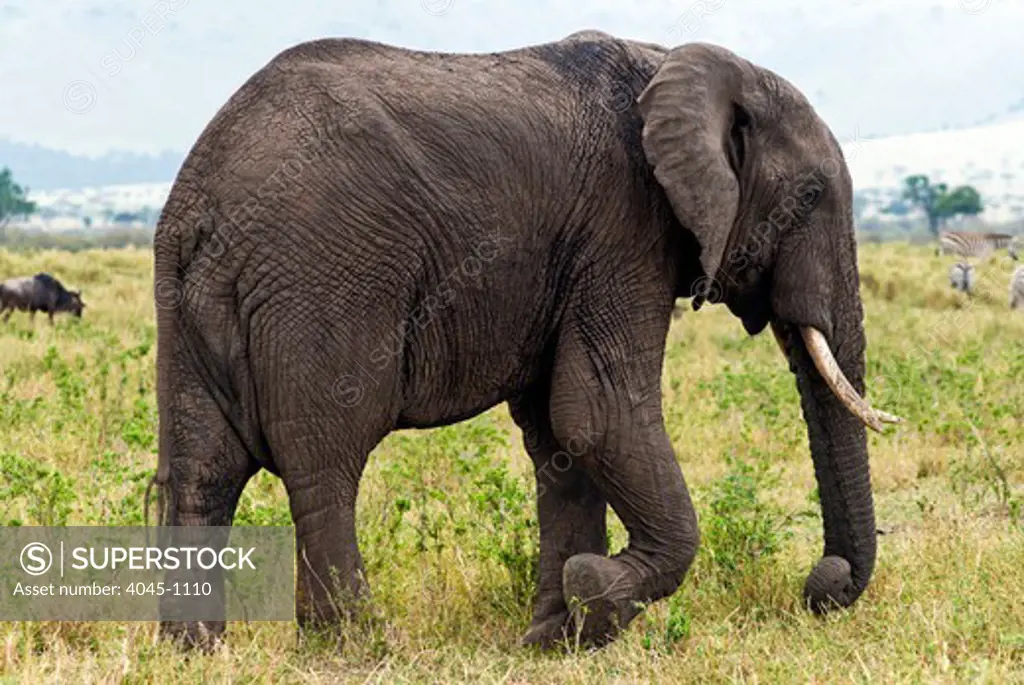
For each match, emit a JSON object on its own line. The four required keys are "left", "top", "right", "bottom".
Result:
{"left": 520, "top": 610, "right": 571, "bottom": 650}
{"left": 562, "top": 553, "right": 643, "bottom": 647}
{"left": 159, "top": 620, "right": 224, "bottom": 653}
{"left": 294, "top": 585, "right": 380, "bottom": 652}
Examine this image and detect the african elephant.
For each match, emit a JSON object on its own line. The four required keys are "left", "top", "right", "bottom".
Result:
{"left": 151, "top": 29, "right": 900, "bottom": 650}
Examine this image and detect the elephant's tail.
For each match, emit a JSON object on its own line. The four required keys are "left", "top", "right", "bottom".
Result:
{"left": 150, "top": 182, "right": 273, "bottom": 525}
{"left": 148, "top": 196, "right": 202, "bottom": 533}
{"left": 143, "top": 472, "right": 168, "bottom": 546}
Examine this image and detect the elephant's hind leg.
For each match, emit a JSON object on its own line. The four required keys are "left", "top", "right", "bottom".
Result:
{"left": 508, "top": 385, "right": 608, "bottom": 650}
{"left": 157, "top": 356, "right": 259, "bottom": 650}
{"left": 249, "top": 287, "right": 401, "bottom": 638}
{"left": 263, "top": 369, "right": 394, "bottom": 638}
{"left": 276, "top": 425, "right": 372, "bottom": 634}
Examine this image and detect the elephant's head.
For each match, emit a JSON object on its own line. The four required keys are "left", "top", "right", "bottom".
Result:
{"left": 636, "top": 43, "right": 901, "bottom": 612}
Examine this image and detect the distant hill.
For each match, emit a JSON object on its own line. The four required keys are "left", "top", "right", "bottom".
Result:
{"left": 0, "top": 139, "right": 183, "bottom": 192}
{"left": 844, "top": 114, "right": 1024, "bottom": 228}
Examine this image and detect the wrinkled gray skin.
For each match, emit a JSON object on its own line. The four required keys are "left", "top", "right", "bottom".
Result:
{"left": 153, "top": 30, "right": 879, "bottom": 650}
{"left": 0, "top": 273, "right": 84, "bottom": 323}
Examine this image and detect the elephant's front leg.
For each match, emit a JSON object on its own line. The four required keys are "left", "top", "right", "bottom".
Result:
{"left": 509, "top": 390, "right": 608, "bottom": 650}
{"left": 544, "top": 316, "right": 700, "bottom": 647}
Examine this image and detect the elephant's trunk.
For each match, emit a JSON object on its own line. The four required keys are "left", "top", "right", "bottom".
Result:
{"left": 776, "top": 318, "right": 879, "bottom": 611}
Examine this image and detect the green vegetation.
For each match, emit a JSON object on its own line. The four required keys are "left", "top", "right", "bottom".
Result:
{"left": 0, "top": 168, "right": 37, "bottom": 229}
{"left": 0, "top": 245, "right": 1022, "bottom": 682}
{"left": 0, "top": 225, "right": 153, "bottom": 252}
{"left": 897, "top": 174, "right": 985, "bottom": 236}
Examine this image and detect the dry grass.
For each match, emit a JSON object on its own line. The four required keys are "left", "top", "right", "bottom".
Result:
{"left": 0, "top": 243, "right": 1022, "bottom": 683}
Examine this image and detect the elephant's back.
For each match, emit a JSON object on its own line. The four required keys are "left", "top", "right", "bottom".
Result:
{"left": 160, "top": 33, "right": 595, "bottom": 273}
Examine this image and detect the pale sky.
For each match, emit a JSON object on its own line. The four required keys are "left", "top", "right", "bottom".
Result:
{"left": 1, "top": 0, "right": 1021, "bottom": 157}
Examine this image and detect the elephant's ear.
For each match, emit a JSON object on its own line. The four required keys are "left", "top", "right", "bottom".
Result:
{"left": 636, "top": 42, "right": 752, "bottom": 285}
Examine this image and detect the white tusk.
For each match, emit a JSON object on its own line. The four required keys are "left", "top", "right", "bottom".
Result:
{"left": 873, "top": 409, "right": 904, "bottom": 425}
{"left": 799, "top": 327, "right": 904, "bottom": 433}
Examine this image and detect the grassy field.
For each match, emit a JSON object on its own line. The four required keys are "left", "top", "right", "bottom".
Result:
{"left": 0, "top": 243, "right": 1022, "bottom": 683}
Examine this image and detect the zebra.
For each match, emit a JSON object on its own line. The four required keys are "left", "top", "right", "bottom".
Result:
{"left": 949, "top": 262, "right": 976, "bottom": 296}
{"left": 1011, "top": 265, "right": 1024, "bottom": 310}
{"left": 937, "top": 231, "right": 1017, "bottom": 260}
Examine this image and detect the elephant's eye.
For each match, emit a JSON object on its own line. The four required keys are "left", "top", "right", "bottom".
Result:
{"left": 799, "top": 186, "right": 823, "bottom": 213}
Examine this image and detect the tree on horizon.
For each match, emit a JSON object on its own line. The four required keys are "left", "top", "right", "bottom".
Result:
{"left": 0, "top": 166, "right": 37, "bottom": 229}
{"left": 899, "top": 174, "right": 983, "bottom": 235}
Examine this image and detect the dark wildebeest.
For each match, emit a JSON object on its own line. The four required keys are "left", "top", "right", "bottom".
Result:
{"left": 0, "top": 273, "right": 85, "bottom": 323}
